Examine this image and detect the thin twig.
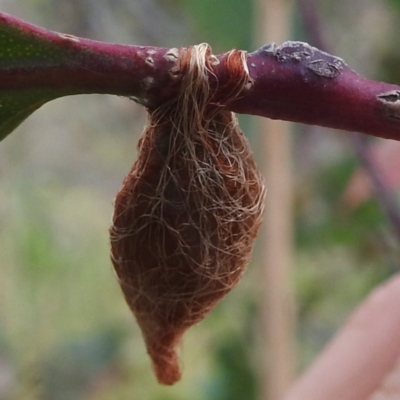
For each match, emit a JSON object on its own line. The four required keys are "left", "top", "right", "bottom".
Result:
{"left": 352, "top": 135, "right": 400, "bottom": 239}
{"left": 298, "top": 0, "right": 400, "bottom": 241}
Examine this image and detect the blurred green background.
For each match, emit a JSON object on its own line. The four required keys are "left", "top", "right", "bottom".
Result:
{"left": 0, "top": 0, "right": 399, "bottom": 398}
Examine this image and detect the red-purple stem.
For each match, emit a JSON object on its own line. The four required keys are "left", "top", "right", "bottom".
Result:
{"left": 2, "top": 11, "right": 400, "bottom": 140}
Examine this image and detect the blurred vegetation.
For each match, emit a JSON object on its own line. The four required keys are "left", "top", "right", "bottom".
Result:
{"left": 0, "top": 0, "right": 399, "bottom": 399}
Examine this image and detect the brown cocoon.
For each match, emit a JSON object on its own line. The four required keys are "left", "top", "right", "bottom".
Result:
{"left": 110, "top": 43, "right": 266, "bottom": 385}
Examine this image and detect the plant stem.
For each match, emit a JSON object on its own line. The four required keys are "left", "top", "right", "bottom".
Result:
{"left": 298, "top": 0, "right": 400, "bottom": 243}
{"left": 1, "top": 11, "right": 400, "bottom": 140}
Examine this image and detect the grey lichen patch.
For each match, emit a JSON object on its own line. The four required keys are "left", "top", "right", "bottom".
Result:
{"left": 377, "top": 90, "right": 400, "bottom": 120}
{"left": 278, "top": 41, "right": 346, "bottom": 65}
{"left": 276, "top": 41, "right": 313, "bottom": 62}
{"left": 257, "top": 41, "right": 346, "bottom": 79}
{"left": 307, "top": 59, "right": 341, "bottom": 78}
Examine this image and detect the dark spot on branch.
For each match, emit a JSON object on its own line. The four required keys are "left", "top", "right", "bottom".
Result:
{"left": 378, "top": 90, "right": 400, "bottom": 103}
{"left": 377, "top": 90, "right": 400, "bottom": 120}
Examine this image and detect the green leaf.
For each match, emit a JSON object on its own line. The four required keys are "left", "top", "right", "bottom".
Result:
{"left": 0, "top": 14, "right": 73, "bottom": 140}
{"left": 0, "top": 89, "right": 60, "bottom": 141}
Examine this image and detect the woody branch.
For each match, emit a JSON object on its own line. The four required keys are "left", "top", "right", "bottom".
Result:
{"left": 1, "top": 11, "right": 400, "bottom": 140}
